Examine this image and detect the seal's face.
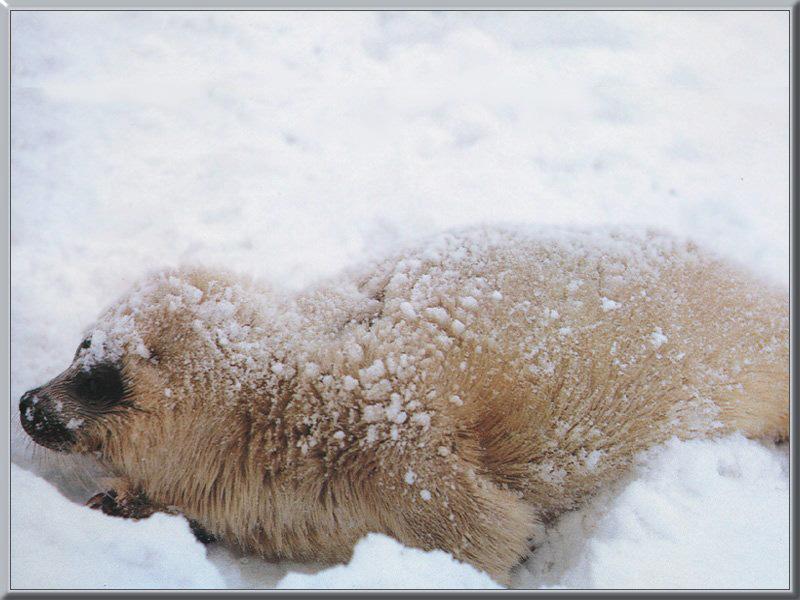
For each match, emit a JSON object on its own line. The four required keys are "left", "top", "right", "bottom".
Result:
{"left": 19, "top": 354, "right": 131, "bottom": 453}
{"left": 18, "top": 271, "right": 183, "bottom": 457}
{"left": 19, "top": 289, "right": 182, "bottom": 459}
{"left": 18, "top": 267, "right": 260, "bottom": 466}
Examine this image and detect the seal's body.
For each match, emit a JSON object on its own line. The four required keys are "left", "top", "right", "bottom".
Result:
{"left": 19, "top": 226, "right": 788, "bottom": 583}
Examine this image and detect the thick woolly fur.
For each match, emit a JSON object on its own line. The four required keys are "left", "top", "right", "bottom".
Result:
{"left": 30, "top": 226, "right": 789, "bottom": 584}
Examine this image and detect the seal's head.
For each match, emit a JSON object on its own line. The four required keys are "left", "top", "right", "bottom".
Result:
{"left": 18, "top": 267, "right": 266, "bottom": 466}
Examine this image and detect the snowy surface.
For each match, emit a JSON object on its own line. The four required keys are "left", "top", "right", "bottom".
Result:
{"left": 10, "top": 464, "right": 226, "bottom": 589}
{"left": 277, "top": 533, "right": 502, "bottom": 589}
{"left": 10, "top": 11, "right": 789, "bottom": 590}
{"left": 10, "top": 437, "right": 790, "bottom": 590}
{"left": 517, "top": 435, "right": 790, "bottom": 590}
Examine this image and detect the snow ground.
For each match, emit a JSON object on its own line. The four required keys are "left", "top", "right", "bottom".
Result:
{"left": 10, "top": 464, "right": 226, "bottom": 589}
{"left": 10, "top": 11, "right": 790, "bottom": 590}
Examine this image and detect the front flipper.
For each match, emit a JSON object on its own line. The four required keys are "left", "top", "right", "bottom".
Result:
{"left": 86, "top": 489, "right": 217, "bottom": 545}
{"left": 188, "top": 519, "right": 217, "bottom": 544}
{"left": 86, "top": 489, "right": 156, "bottom": 519}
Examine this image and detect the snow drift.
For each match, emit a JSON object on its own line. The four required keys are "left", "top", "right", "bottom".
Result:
{"left": 516, "top": 435, "right": 790, "bottom": 590}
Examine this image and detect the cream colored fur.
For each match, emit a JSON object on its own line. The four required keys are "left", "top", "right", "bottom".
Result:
{"left": 56, "top": 226, "right": 788, "bottom": 584}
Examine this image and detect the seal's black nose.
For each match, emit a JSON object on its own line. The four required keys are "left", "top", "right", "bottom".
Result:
{"left": 19, "top": 388, "right": 41, "bottom": 421}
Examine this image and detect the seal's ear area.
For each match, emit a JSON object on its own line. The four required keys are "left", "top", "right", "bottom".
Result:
{"left": 73, "top": 338, "right": 91, "bottom": 361}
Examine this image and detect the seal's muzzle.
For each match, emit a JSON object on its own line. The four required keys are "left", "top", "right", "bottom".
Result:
{"left": 19, "top": 388, "right": 76, "bottom": 452}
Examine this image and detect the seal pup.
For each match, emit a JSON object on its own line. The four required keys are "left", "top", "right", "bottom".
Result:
{"left": 19, "top": 226, "right": 789, "bottom": 584}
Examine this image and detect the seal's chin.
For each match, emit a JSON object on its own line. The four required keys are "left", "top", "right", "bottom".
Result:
{"left": 19, "top": 414, "right": 77, "bottom": 452}
{"left": 26, "top": 431, "right": 77, "bottom": 453}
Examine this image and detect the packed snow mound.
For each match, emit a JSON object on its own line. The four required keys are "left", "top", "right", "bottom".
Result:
{"left": 10, "top": 464, "right": 225, "bottom": 590}
{"left": 516, "top": 435, "right": 790, "bottom": 589}
{"left": 277, "top": 533, "right": 501, "bottom": 589}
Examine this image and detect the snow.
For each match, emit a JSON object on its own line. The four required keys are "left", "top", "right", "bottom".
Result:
{"left": 10, "top": 464, "right": 226, "bottom": 589}
{"left": 11, "top": 10, "right": 788, "bottom": 592}
{"left": 270, "top": 362, "right": 285, "bottom": 375}
{"left": 459, "top": 296, "right": 479, "bottom": 310}
{"left": 410, "top": 412, "right": 432, "bottom": 429}
{"left": 65, "top": 418, "right": 84, "bottom": 430}
{"left": 362, "top": 404, "right": 384, "bottom": 423}
{"left": 359, "top": 359, "right": 387, "bottom": 383}
{"left": 650, "top": 327, "right": 669, "bottom": 349}
{"left": 425, "top": 306, "right": 451, "bottom": 326}
{"left": 342, "top": 375, "right": 359, "bottom": 391}
{"left": 399, "top": 301, "right": 418, "bottom": 319}
{"left": 601, "top": 297, "right": 621, "bottom": 312}
{"left": 10, "top": 438, "right": 788, "bottom": 590}
{"left": 276, "top": 533, "right": 501, "bottom": 589}
{"left": 515, "top": 436, "right": 790, "bottom": 590}
{"left": 404, "top": 469, "right": 417, "bottom": 485}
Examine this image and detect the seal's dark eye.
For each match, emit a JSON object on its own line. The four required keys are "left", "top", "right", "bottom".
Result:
{"left": 72, "top": 364, "right": 126, "bottom": 406}
{"left": 74, "top": 338, "right": 91, "bottom": 360}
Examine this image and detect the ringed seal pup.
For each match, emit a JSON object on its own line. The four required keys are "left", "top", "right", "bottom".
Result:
{"left": 19, "top": 225, "right": 788, "bottom": 584}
